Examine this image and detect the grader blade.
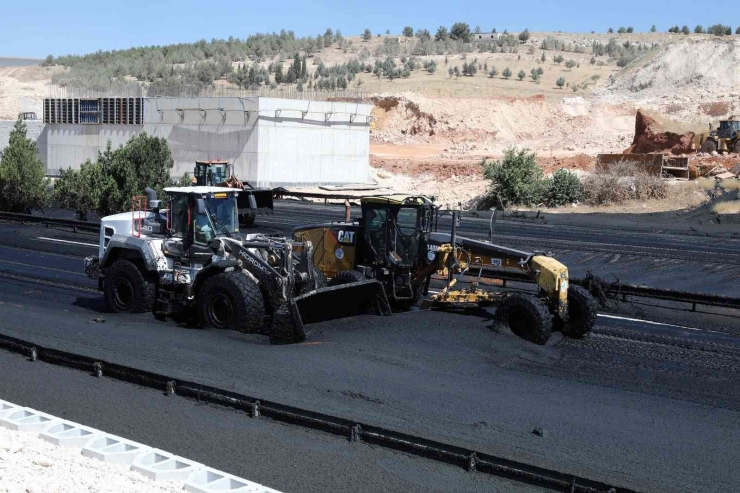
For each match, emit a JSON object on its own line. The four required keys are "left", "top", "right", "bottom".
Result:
{"left": 293, "top": 279, "right": 392, "bottom": 325}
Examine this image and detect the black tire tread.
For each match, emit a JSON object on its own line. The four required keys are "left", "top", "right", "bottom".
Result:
{"left": 198, "top": 271, "right": 265, "bottom": 333}
{"left": 555, "top": 285, "right": 597, "bottom": 339}
{"left": 494, "top": 293, "right": 552, "bottom": 345}
{"left": 104, "top": 259, "right": 154, "bottom": 313}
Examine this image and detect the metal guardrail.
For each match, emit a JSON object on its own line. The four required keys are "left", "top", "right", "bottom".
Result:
{"left": 0, "top": 332, "right": 641, "bottom": 493}
{"left": 0, "top": 211, "right": 99, "bottom": 232}
{"left": 471, "top": 268, "right": 740, "bottom": 311}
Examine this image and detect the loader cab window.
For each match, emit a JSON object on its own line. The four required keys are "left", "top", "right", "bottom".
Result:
{"left": 168, "top": 195, "right": 190, "bottom": 238}
{"left": 364, "top": 208, "right": 388, "bottom": 263}
{"left": 391, "top": 207, "right": 421, "bottom": 266}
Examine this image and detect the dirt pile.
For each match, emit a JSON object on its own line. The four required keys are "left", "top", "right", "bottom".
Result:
{"left": 624, "top": 110, "right": 694, "bottom": 155}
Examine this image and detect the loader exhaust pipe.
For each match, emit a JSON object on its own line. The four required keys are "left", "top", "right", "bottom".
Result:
{"left": 344, "top": 199, "right": 351, "bottom": 222}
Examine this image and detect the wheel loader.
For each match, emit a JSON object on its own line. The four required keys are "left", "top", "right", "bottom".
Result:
{"left": 292, "top": 196, "right": 597, "bottom": 344}
{"left": 193, "top": 160, "right": 274, "bottom": 227}
{"left": 694, "top": 120, "right": 740, "bottom": 154}
{"left": 83, "top": 187, "right": 390, "bottom": 344}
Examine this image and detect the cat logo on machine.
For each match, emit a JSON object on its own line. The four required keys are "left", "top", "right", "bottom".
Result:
{"left": 337, "top": 230, "right": 355, "bottom": 246}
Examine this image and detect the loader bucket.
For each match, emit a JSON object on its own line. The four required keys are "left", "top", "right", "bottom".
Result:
{"left": 237, "top": 189, "right": 274, "bottom": 215}
{"left": 269, "top": 280, "right": 391, "bottom": 345}
{"left": 294, "top": 279, "right": 392, "bottom": 326}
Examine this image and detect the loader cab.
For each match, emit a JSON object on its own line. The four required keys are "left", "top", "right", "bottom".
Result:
{"left": 360, "top": 196, "right": 435, "bottom": 269}
{"left": 194, "top": 160, "right": 231, "bottom": 186}
{"left": 163, "top": 187, "right": 240, "bottom": 260}
{"left": 717, "top": 120, "right": 740, "bottom": 140}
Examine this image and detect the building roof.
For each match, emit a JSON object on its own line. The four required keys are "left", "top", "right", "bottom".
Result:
{"left": 163, "top": 186, "right": 240, "bottom": 194}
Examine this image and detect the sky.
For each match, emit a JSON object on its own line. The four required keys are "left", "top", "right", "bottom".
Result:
{"left": 0, "top": 0, "right": 721, "bottom": 59}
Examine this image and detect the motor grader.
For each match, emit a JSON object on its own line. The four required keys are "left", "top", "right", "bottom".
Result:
{"left": 84, "top": 187, "right": 389, "bottom": 344}
{"left": 694, "top": 120, "right": 740, "bottom": 154}
{"left": 292, "top": 196, "right": 597, "bottom": 344}
{"left": 193, "top": 160, "right": 274, "bottom": 227}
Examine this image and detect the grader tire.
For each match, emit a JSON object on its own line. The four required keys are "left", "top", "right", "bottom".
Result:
{"left": 103, "top": 260, "right": 155, "bottom": 314}
{"left": 701, "top": 140, "right": 718, "bottom": 154}
{"left": 198, "top": 272, "right": 265, "bottom": 333}
{"left": 554, "top": 285, "right": 597, "bottom": 339}
{"left": 330, "top": 270, "right": 366, "bottom": 285}
{"left": 494, "top": 293, "right": 552, "bottom": 345}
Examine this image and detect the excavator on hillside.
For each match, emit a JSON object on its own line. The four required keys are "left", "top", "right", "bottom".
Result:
{"left": 293, "top": 196, "right": 597, "bottom": 344}
{"left": 193, "top": 160, "right": 274, "bottom": 226}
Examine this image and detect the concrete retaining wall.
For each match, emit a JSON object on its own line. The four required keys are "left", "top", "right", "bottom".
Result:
{"left": 36, "top": 97, "right": 373, "bottom": 187}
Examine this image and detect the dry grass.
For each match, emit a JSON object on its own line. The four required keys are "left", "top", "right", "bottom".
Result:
{"left": 712, "top": 201, "right": 740, "bottom": 214}
{"left": 584, "top": 161, "right": 670, "bottom": 205}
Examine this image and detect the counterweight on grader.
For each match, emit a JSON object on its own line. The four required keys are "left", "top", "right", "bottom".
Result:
{"left": 293, "top": 196, "right": 597, "bottom": 344}
{"left": 84, "top": 187, "right": 389, "bottom": 344}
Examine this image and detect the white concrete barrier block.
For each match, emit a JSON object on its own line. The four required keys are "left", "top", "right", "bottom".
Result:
{"left": 184, "top": 467, "right": 270, "bottom": 493}
{"left": 132, "top": 448, "right": 203, "bottom": 482}
{"left": 39, "top": 420, "right": 101, "bottom": 448}
{"left": 0, "top": 408, "right": 58, "bottom": 432}
{"left": 82, "top": 434, "right": 149, "bottom": 465}
{"left": 0, "top": 399, "right": 21, "bottom": 418}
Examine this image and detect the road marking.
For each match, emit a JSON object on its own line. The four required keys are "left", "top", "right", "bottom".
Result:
{"left": 37, "top": 237, "right": 97, "bottom": 248}
{"left": 597, "top": 313, "right": 705, "bottom": 332}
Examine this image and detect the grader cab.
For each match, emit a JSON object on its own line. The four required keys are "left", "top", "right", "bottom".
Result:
{"left": 293, "top": 195, "right": 597, "bottom": 344}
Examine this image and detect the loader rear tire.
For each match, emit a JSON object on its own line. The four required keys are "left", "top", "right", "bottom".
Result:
{"left": 554, "top": 285, "right": 597, "bottom": 339}
{"left": 104, "top": 260, "right": 154, "bottom": 314}
{"left": 734, "top": 140, "right": 740, "bottom": 154}
{"left": 330, "top": 270, "right": 366, "bottom": 286}
{"left": 701, "top": 140, "right": 718, "bottom": 154}
{"left": 493, "top": 293, "right": 552, "bottom": 345}
{"left": 198, "top": 272, "right": 265, "bottom": 333}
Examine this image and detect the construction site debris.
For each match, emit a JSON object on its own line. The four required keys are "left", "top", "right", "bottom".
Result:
{"left": 623, "top": 110, "right": 694, "bottom": 155}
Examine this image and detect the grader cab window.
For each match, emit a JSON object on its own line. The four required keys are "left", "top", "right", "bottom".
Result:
{"left": 391, "top": 207, "right": 421, "bottom": 266}
{"left": 364, "top": 208, "right": 388, "bottom": 263}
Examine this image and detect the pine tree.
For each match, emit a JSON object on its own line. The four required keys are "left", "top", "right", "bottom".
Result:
{"left": 0, "top": 118, "right": 48, "bottom": 212}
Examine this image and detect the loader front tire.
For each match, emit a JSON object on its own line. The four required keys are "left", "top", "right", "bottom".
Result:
{"left": 330, "top": 270, "right": 366, "bottom": 286}
{"left": 700, "top": 140, "right": 717, "bottom": 154}
{"left": 554, "top": 285, "right": 597, "bottom": 339}
{"left": 198, "top": 272, "right": 265, "bottom": 333}
{"left": 104, "top": 260, "right": 154, "bottom": 313}
{"left": 493, "top": 293, "right": 552, "bottom": 345}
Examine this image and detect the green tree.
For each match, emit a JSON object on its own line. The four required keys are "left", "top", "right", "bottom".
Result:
{"left": 403, "top": 26, "right": 414, "bottom": 37}
{"left": 502, "top": 67, "right": 512, "bottom": 79}
{"left": 530, "top": 68, "right": 540, "bottom": 82}
{"left": 488, "top": 66, "right": 498, "bottom": 77}
{"left": 324, "top": 28, "right": 334, "bottom": 46}
{"left": 617, "top": 27, "right": 626, "bottom": 34}
{"left": 543, "top": 169, "right": 583, "bottom": 207}
{"left": 607, "top": 27, "right": 614, "bottom": 33}
{"left": 518, "top": 29, "right": 530, "bottom": 43}
{"left": 363, "top": 29, "right": 372, "bottom": 41}
{"left": 450, "top": 22, "right": 471, "bottom": 42}
{"left": 553, "top": 54, "right": 564, "bottom": 64}
{"left": 42, "top": 55, "right": 55, "bottom": 67}
{"left": 0, "top": 118, "right": 48, "bottom": 212}
{"left": 650, "top": 25, "right": 657, "bottom": 32}
{"left": 681, "top": 25, "right": 690, "bottom": 35}
{"left": 53, "top": 159, "right": 108, "bottom": 217}
{"left": 590, "top": 56, "right": 596, "bottom": 65}
{"left": 448, "top": 66, "right": 454, "bottom": 78}
{"left": 626, "top": 26, "right": 634, "bottom": 33}
{"left": 541, "top": 51, "right": 546, "bottom": 62}
{"left": 517, "top": 69, "right": 526, "bottom": 80}
{"left": 435, "top": 26, "right": 449, "bottom": 41}
{"left": 565, "top": 59, "right": 576, "bottom": 70}
{"left": 695, "top": 25, "right": 704, "bottom": 33}
{"left": 737, "top": 27, "right": 740, "bottom": 34}
{"left": 426, "top": 60, "right": 437, "bottom": 74}
{"left": 482, "top": 148, "right": 544, "bottom": 208}
{"left": 556, "top": 75, "right": 566, "bottom": 88}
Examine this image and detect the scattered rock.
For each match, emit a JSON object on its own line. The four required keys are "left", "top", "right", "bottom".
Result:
{"left": 532, "top": 427, "right": 547, "bottom": 437}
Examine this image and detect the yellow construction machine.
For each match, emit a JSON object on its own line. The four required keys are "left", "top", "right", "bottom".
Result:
{"left": 694, "top": 120, "right": 740, "bottom": 154}
{"left": 293, "top": 196, "right": 596, "bottom": 344}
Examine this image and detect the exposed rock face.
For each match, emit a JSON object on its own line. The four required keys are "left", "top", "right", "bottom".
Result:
{"left": 624, "top": 110, "right": 694, "bottom": 155}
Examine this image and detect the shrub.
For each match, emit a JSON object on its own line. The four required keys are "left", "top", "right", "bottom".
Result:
{"left": 0, "top": 118, "right": 48, "bottom": 212}
{"left": 634, "top": 172, "right": 669, "bottom": 200}
{"left": 617, "top": 27, "right": 626, "bottom": 34}
{"left": 650, "top": 25, "right": 657, "bottom": 33}
{"left": 502, "top": 67, "right": 512, "bottom": 79}
{"left": 435, "top": 26, "right": 449, "bottom": 41}
{"left": 564, "top": 59, "right": 576, "bottom": 70}
{"left": 530, "top": 68, "right": 540, "bottom": 82}
{"left": 695, "top": 25, "right": 704, "bottom": 33}
{"left": 482, "top": 148, "right": 544, "bottom": 208}
{"left": 517, "top": 69, "right": 526, "bottom": 80}
{"left": 583, "top": 162, "right": 670, "bottom": 205}
{"left": 736, "top": 27, "right": 740, "bottom": 35}
{"left": 541, "top": 51, "right": 546, "bottom": 62}
{"left": 425, "top": 60, "right": 437, "bottom": 74}
{"left": 488, "top": 66, "right": 498, "bottom": 77}
{"left": 543, "top": 169, "right": 583, "bottom": 207}
{"left": 607, "top": 28, "right": 614, "bottom": 33}
{"left": 626, "top": 27, "right": 634, "bottom": 33}
{"left": 403, "top": 26, "right": 414, "bottom": 37}
{"left": 590, "top": 56, "right": 596, "bottom": 65}
{"left": 556, "top": 76, "right": 565, "bottom": 88}
{"left": 707, "top": 24, "right": 731, "bottom": 36}
{"left": 363, "top": 29, "right": 372, "bottom": 41}
{"left": 518, "top": 29, "right": 530, "bottom": 43}
{"left": 681, "top": 25, "right": 690, "bottom": 35}
{"left": 553, "top": 55, "right": 564, "bottom": 64}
